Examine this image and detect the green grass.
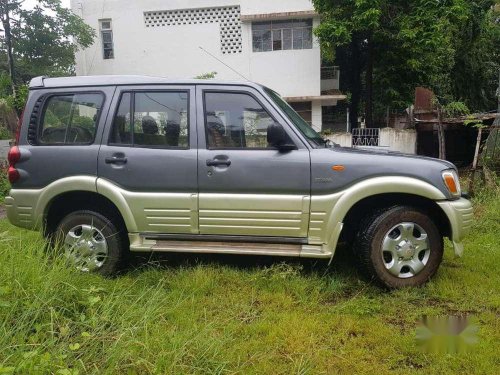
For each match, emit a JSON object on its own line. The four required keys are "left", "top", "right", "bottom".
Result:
{"left": 0, "top": 189, "right": 499, "bottom": 374}
{"left": 0, "top": 162, "right": 10, "bottom": 202}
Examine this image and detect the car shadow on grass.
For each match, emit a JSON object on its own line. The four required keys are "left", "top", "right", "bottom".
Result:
{"left": 127, "top": 242, "right": 360, "bottom": 281}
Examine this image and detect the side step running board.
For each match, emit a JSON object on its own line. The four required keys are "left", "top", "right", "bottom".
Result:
{"left": 129, "top": 237, "right": 332, "bottom": 259}
{"left": 153, "top": 240, "right": 302, "bottom": 257}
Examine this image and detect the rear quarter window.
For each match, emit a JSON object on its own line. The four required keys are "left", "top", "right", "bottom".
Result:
{"left": 37, "top": 93, "right": 104, "bottom": 145}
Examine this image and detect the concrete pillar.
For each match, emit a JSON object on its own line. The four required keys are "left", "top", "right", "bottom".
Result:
{"left": 325, "top": 133, "right": 352, "bottom": 147}
{"left": 311, "top": 101, "right": 322, "bottom": 132}
{"left": 379, "top": 127, "right": 417, "bottom": 154}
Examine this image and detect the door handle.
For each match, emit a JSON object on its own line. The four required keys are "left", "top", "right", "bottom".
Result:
{"left": 105, "top": 156, "right": 128, "bottom": 164}
{"left": 206, "top": 159, "right": 231, "bottom": 167}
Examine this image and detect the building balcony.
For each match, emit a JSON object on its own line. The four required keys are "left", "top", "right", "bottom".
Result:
{"left": 320, "top": 66, "right": 340, "bottom": 93}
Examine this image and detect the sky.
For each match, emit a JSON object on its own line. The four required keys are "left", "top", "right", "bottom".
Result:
{"left": 23, "top": 0, "right": 71, "bottom": 10}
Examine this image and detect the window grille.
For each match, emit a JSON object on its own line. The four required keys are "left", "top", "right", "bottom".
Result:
{"left": 144, "top": 6, "right": 242, "bottom": 54}
{"left": 352, "top": 128, "right": 380, "bottom": 147}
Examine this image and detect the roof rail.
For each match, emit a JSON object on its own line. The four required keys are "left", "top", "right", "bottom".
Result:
{"left": 29, "top": 76, "right": 48, "bottom": 88}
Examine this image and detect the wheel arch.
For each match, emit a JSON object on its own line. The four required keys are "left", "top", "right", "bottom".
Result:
{"left": 339, "top": 193, "right": 451, "bottom": 245}
{"left": 44, "top": 190, "right": 130, "bottom": 237}
{"left": 321, "top": 176, "right": 451, "bottom": 252}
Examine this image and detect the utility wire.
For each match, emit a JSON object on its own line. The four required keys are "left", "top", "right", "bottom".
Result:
{"left": 198, "top": 46, "right": 249, "bottom": 81}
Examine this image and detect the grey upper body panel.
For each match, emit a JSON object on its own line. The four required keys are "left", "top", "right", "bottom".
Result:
{"left": 310, "top": 147, "right": 456, "bottom": 199}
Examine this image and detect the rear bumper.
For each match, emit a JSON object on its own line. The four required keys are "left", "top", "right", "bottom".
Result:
{"left": 437, "top": 198, "right": 473, "bottom": 257}
{"left": 5, "top": 190, "right": 41, "bottom": 230}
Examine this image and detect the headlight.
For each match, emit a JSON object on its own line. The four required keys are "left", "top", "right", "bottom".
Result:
{"left": 442, "top": 170, "right": 461, "bottom": 198}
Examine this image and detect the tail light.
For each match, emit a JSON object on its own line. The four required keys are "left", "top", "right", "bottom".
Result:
{"left": 7, "top": 145, "right": 20, "bottom": 165}
{"left": 7, "top": 166, "right": 20, "bottom": 183}
{"left": 7, "top": 146, "right": 21, "bottom": 183}
{"left": 9, "top": 100, "right": 27, "bottom": 184}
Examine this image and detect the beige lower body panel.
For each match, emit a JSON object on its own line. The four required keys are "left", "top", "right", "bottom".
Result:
{"left": 7, "top": 176, "right": 98, "bottom": 230}
{"left": 125, "top": 193, "right": 198, "bottom": 234}
{"left": 8, "top": 176, "right": 456, "bottom": 261}
{"left": 198, "top": 193, "right": 310, "bottom": 238}
{"left": 96, "top": 179, "right": 198, "bottom": 234}
{"left": 437, "top": 198, "right": 473, "bottom": 256}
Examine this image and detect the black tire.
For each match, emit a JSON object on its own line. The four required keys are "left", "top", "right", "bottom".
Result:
{"left": 353, "top": 206, "right": 443, "bottom": 289}
{"left": 54, "top": 210, "right": 126, "bottom": 276}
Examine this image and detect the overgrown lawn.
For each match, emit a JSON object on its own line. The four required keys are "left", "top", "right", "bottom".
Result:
{"left": 0, "top": 189, "right": 498, "bottom": 374}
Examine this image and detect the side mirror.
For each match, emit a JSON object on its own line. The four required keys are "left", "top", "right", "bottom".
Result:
{"left": 267, "top": 123, "right": 297, "bottom": 152}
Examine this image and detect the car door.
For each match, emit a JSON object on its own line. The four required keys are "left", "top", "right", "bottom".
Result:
{"left": 98, "top": 85, "right": 199, "bottom": 234}
{"left": 196, "top": 85, "right": 311, "bottom": 238}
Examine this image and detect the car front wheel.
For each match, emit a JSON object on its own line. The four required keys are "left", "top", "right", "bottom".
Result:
{"left": 354, "top": 206, "right": 444, "bottom": 288}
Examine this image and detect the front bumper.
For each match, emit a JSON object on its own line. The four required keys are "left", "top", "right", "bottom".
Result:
{"left": 437, "top": 197, "right": 473, "bottom": 256}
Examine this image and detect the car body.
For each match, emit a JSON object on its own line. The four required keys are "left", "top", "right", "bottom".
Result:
{"left": 6, "top": 75, "right": 473, "bottom": 288}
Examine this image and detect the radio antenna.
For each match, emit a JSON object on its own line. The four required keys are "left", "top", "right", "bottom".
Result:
{"left": 198, "top": 46, "right": 249, "bottom": 81}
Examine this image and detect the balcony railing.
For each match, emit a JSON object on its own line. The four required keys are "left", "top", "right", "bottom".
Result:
{"left": 321, "top": 66, "right": 340, "bottom": 80}
{"left": 352, "top": 128, "right": 380, "bottom": 147}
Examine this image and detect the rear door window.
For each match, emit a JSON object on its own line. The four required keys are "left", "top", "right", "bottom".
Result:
{"left": 39, "top": 93, "right": 104, "bottom": 145}
{"left": 109, "top": 91, "right": 189, "bottom": 148}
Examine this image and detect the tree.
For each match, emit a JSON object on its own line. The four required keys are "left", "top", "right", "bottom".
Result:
{"left": 0, "top": 0, "right": 94, "bottom": 97}
{"left": 313, "top": 0, "right": 500, "bottom": 129}
{"left": 0, "top": 0, "right": 16, "bottom": 96}
{"left": 451, "top": 1, "right": 500, "bottom": 111}
{"left": 195, "top": 71, "right": 218, "bottom": 79}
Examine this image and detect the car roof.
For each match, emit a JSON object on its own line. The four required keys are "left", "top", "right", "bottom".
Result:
{"left": 29, "top": 75, "right": 263, "bottom": 90}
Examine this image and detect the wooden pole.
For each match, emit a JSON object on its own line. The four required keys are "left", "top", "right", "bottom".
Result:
{"left": 472, "top": 127, "right": 483, "bottom": 170}
{"left": 469, "top": 127, "right": 483, "bottom": 195}
{"left": 437, "top": 107, "right": 446, "bottom": 160}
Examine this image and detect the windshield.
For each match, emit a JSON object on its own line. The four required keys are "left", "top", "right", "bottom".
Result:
{"left": 265, "top": 88, "right": 326, "bottom": 147}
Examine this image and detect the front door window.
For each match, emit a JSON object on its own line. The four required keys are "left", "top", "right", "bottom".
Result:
{"left": 204, "top": 92, "right": 275, "bottom": 149}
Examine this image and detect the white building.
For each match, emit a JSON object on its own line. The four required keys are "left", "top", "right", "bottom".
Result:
{"left": 71, "top": 0, "right": 345, "bottom": 131}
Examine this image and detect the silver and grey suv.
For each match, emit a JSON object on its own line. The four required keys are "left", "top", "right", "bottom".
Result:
{"left": 6, "top": 75, "right": 473, "bottom": 288}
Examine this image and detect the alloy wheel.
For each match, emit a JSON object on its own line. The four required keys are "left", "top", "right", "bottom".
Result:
{"left": 381, "top": 222, "right": 431, "bottom": 279}
{"left": 63, "top": 224, "right": 109, "bottom": 272}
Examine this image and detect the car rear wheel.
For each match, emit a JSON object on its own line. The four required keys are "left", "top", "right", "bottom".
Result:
{"left": 353, "top": 206, "right": 443, "bottom": 288}
{"left": 54, "top": 210, "right": 125, "bottom": 276}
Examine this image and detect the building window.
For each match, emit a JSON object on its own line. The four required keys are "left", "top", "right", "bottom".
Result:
{"left": 100, "top": 19, "right": 114, "bottom": 59}
{"left": 252, "top": 19, "right": 312, "bottom": 52}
